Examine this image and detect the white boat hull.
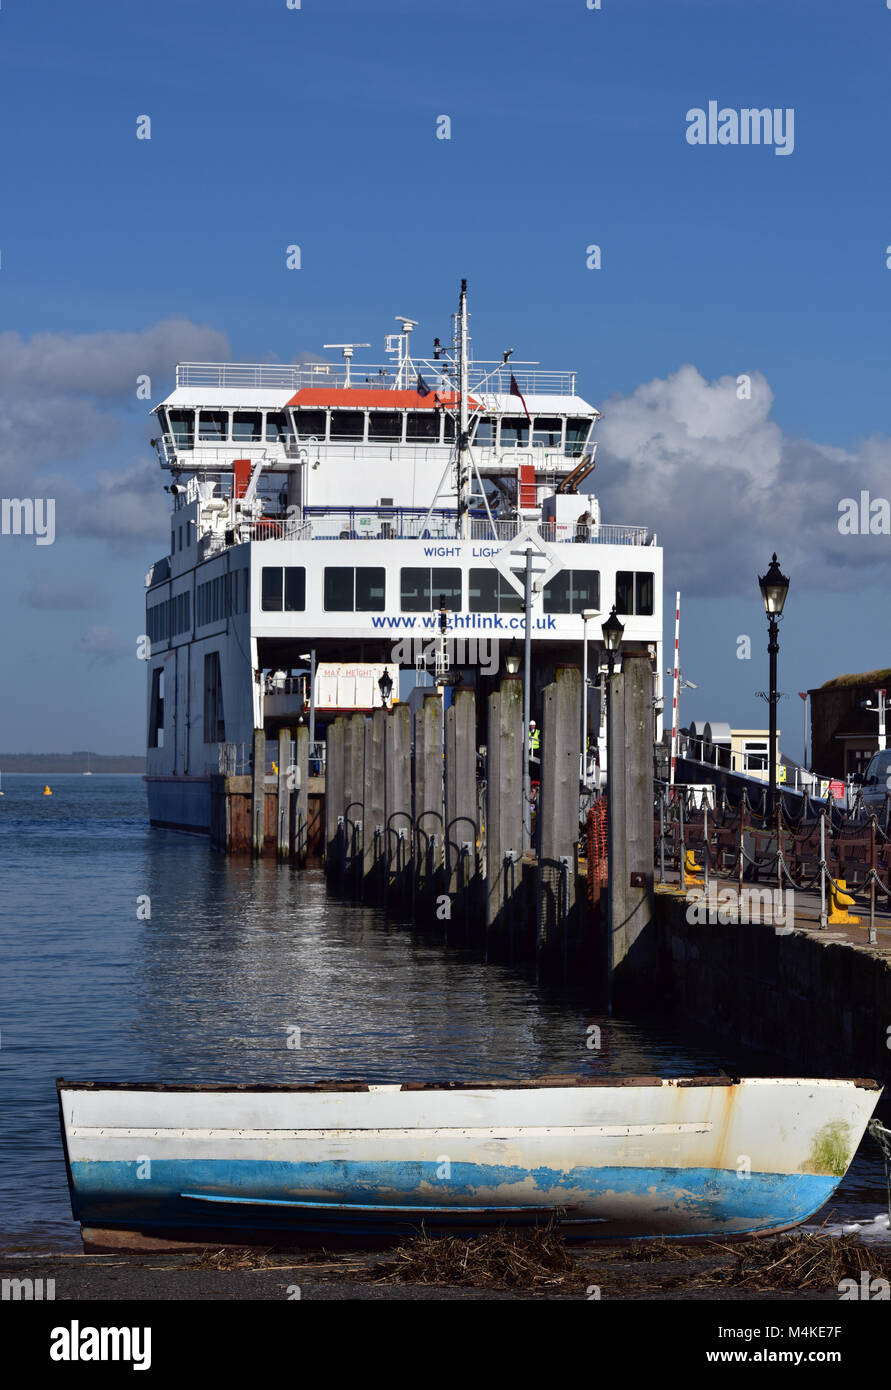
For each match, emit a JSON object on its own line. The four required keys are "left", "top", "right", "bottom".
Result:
{"left": 58, "top": 1076, "right": 881, "bottom": 1248}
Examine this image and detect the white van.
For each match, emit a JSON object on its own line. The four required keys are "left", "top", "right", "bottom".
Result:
{"left": 860, "top": 749, "right": 891, "bottom": 814}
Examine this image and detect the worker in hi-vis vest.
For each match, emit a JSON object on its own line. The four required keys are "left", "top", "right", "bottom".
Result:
{"left": 528, "top": 720, "right": 540, "bottom": 758}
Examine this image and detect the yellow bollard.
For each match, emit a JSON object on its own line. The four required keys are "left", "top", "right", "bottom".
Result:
{"left": 828, "top": 878, "right": 860, "bottom": 926}
{"left": 684, "top": 848, "right": 703, "bottom": 884}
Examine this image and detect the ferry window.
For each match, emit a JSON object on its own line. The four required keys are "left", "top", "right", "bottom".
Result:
{"left": 294, "top": 409, "right": 326, "bottom": 440}
{"left": 473, "top": 418, "right": 495, "bottom": 448}
{"left": 543, "top": 570, "right": 600, "bottom": 615}
{"left": 406, "top": 412, "right": 439, "bottom": 442}
{"left": 443, "top": 415, "right": 456, "bottom": 441}
{"left": 635, "top": 572, "right": 654, "bottom": 616}
{"left": 284, "top": 566, "right": 306, "bottom": 611}
{"left": 329, "top": 411, "right": 365, "bottom": 441}
{"left": 400, "top": 567, "right": 461, "bottom": 612}
{"left": 543, "top": 573, "right": 571, "bottom": 614}
{"left": 265, "top": 411, "right": 290, "bottom": 443}
{"left": 178, "top": 526, "right": 183, "bottom": 551}
{"left": 368, "top": 412, "right": 403, "bottom": 442}
{"left": 468, "top": 568, "right": 523, "bottom": 614}
{"left": 170, "top": 529, "right": 175, "bottom": 556}
{"left": 261, "top": 567, "right": 283, "bottom": 611}
{"left": 232, "top": 411, "right": 262, "bottom": 442}
{"left": 355, "top": 567, "right": 385, "bottom": 611}
{"left": 324, "top": 567, "right": 354, "bottom": 611}
{"left": 148, "top": 668, "right": 164, "bottom": 747}
{"left": 198, "top": 410, "right": 228, "bottom": 442}
{"left": 169, "top": 410, "right": 194, "bottom": 447}
{"left": 500, "top": 416, "right": 529, "bottom": 448}
{"left": 565, "top": 418, "right": 590, "bottom": 457}
{"left": 616, "top": 571, "right": 653, "bottom": 615}
{"left": 616, "top": 572, "right": 634, "bottom": 615}
{"left": 532, "top": 417, "right": 563, "bottom": 449}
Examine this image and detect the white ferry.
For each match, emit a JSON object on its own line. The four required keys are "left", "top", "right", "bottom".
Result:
{"left": 144, "top": 283, "right": 663, "bottom": 832}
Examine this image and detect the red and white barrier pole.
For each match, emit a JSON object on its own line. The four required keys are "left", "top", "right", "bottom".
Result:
{"left": 669, "top": 591, "right": 680, "bottom": 795}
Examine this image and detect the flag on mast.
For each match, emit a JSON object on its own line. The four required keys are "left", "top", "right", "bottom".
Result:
{"left": 509, "top": 373, "right": 531, "bottom": 425}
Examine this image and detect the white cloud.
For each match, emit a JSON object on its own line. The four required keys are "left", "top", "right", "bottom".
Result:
{"left": 595, "top": 365, "right": 891, "bottom": 596}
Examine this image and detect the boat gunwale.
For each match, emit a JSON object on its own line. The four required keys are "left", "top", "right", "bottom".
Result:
{"left": 56, "top": 1075, "right": 882, "bottom": 1094}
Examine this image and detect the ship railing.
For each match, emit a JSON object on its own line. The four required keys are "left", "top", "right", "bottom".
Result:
{"left": 217, "top": 742, "right": 251, "bottom": 776}
{"left": 174, "top": 362, "right": 579, "bottom": 396}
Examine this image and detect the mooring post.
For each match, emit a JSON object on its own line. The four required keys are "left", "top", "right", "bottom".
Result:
{"left": 294, "top": 725, "right": 308, "bottom": 867}
{"left": 325, "top": 718, "right": 345, "bottom": 876}
{"left": 277, "top": 727, "right": 291, "bottom": 860}
{"left": 251, "top": 728, "right": 266, "bottom": 858}
{"left": 445, "top": 688, "right": 477, "bottom": 918}
{"left": 606, "top": 650, "right": 656, "bottom": 1006}
{"left": 363, "top": 710, "right": 386, "bottom": 898}
{"left": 385, "top": 704, "right": 412, "bottom": 901}
{"left": 486, "top": 677, "right": 524, "bottom": 955}
{"left": 414, "top": 692, "right": 444, "bottom": 912}
{"left": 537, "top": 666, "right": 581, "bottom": 974}
{"left": 343, "top": 712, "right": 365, "bottom": 893}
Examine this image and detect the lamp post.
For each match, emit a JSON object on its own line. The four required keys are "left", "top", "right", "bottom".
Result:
{"left": 601, "top": 604, "right": 624, "bottom": 1015}
{"left": 299, "top": 649, "right": 317, "bottom": 769}
{"left": 601, "top": 604, "right": 625, "bottom": 784}
{"left": 581, "top": 607, "right": 600, "bottom": 786}
{"left": 758, "top": 553, "right": 790, "bottom": 810}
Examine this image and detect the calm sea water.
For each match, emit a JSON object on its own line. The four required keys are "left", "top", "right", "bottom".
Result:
{"left": 0, "top": 775, "right": 887, "bottom": 1250}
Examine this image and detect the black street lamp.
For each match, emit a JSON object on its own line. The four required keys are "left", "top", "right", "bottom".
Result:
{"left": 758, "top": 553, "right": 790, "bottom": 808}
{"left": 378, "top": 667, "right": 394, "bottom": 709}
{"left": 601, "top": 605, "right": 625, "bottom": 677}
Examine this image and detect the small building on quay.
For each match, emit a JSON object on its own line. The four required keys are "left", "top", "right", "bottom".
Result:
{"left": 808, "top": 667, "right": 891, "bottom": 779}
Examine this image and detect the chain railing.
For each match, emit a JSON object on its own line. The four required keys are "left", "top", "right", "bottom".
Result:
{"left": 650, "top": 784, "right": 891, "bottom": 943}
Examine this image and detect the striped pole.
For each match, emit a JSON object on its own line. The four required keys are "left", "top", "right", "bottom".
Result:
{"left": 669, "top": 592, "right": 680, "bottom": 795}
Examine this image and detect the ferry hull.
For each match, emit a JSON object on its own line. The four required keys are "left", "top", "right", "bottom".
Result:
{"left": 58, "top": 1077, "right": 880, "bottom": 1247}
{"left": 145, "top": 776, "right": 210, "bottom": 834}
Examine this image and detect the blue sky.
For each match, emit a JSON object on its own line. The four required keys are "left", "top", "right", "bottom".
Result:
{"left": 0, "top": 0, "right": 889, "bottom": 754}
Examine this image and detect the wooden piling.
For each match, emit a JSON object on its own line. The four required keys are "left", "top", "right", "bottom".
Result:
{"left": 277, "top": 727, "right": 291, "bottom": 860}
{"left": 607, "top": 650, "right": 656, "bottom": 1004}
{"left": 363, "top": 710, "right": 386, "bottom": 898}
{"left": 251, "top": 728, "right": 266, "bottom": 857}
{"left": 325, "top": 718, "right": 346, "bottom": 875}
{"left": 294, "top": 725, "right": 308, "bottom": 867}
{"left": 537, "top": 665, "right": 581, "bottom": 973}
{"left": 445, "top": 688, "right": 477, "bottom": 927}
{"left": 486, "top": 677, "right": 524, "bottom": 955}
{"left": 414, "top": 692, "right": 444, "bottom": 908}
{"left": 344, "top": 712, "right": 366, "bottom": 891}
{"left": 385, "top": 704, "right": 412, "bottom": 903}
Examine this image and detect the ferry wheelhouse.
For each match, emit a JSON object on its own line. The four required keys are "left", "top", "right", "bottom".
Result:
{"left": 145, "top": 284, "right": 662, "bottom": 831}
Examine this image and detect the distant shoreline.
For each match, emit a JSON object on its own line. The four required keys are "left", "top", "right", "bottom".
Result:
{"left": 0, "top": 755, "right": 145, "bottom": 774}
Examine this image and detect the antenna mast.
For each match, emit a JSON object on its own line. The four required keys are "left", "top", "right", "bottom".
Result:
{"left": 457, "top": 278, "right": 470, "bottom": 538}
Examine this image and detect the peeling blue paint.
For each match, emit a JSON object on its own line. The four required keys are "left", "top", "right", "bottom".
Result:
{"left": 70, "top": 1159, "right": 839, "bottom": 1239}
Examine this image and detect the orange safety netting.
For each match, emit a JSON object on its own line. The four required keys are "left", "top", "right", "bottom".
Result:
{"left": 586, "top": 799, "right": 608, "bottom": 901}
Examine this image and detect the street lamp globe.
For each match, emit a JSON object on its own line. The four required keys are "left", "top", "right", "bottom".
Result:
{"left": 758, "top": 553, "right": 790, "bottom": 617}
{"left": 601, "top": 605, "right": 625, "bottom": 653}
{"left": 378, "top": 668, "right": 394, "bottom": 707}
